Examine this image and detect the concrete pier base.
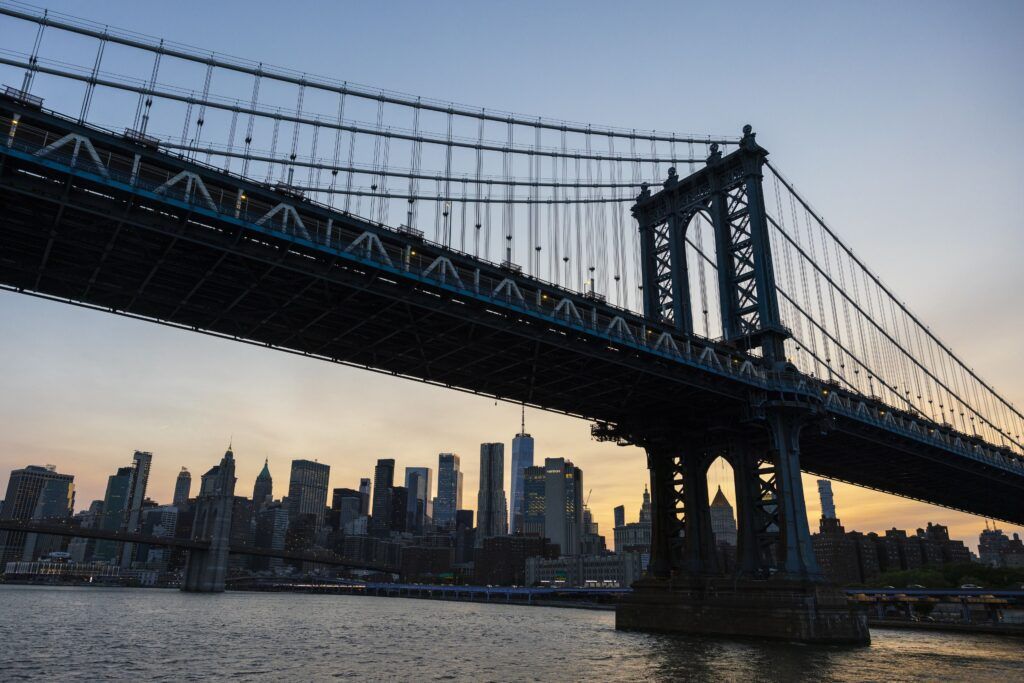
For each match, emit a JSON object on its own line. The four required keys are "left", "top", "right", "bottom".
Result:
{"left": 616, "top": 576, "right": 869, "bottom": 645}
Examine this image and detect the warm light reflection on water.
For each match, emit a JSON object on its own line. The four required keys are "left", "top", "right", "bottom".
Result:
{"left": 1, "top": 585, "right": 1021, "bottom": 681}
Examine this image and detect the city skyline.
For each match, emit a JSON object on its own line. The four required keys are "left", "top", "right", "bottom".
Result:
{"left": 4, "top": 410, "right": 1019, "bottom": 554}
{"left": 1, "top": 0, "right": 1022, "bottom": 556}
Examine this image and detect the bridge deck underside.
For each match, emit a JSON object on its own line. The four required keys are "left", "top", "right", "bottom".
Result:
{"left": 1, "top": 142, "right": 1022, "bottom": 526}
{"left": 800, "top": 426, "right": 1022, "bottom": 523}
{"left": 0, "top": 152, "right": 739, "bottom": 429}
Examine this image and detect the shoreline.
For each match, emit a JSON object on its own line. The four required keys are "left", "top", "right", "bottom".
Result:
{"left": 6, "top": 581, "right": 1024, "bottom": 634}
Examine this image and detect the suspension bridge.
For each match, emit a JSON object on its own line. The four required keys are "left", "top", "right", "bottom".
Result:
{"left": 0, "top": 2, "right": 1021, "bottom": 643}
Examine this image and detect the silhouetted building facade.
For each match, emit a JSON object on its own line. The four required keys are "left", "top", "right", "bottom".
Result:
{"left": 254, "top": 502, "right": 289, "bottom": 571}
{"left": 477, "top": 444, "right": 507, "bottom": 542}
{"left": 544, "top": 458, "right": 582, "bottom": 556}
{"left": 614, "top": 488, "right": 652, "bottom": 558}
{"left": 358, "top": 478, "right": 371, "bottom": 515}
{"left": 119, "top": 450, "right": 153, "bottom": 568}
{"left": 432, "top": 453, "right": 462, "bottom": 530}
{"left": 287, "top": 459, "right": 330, "bottom": 530}
{"left": 369, "top": 459, "right": 396, "bottom": 536}
{"left": 522, "top": 465, "right": 546, "bottom": 536}
{"left": 474, "top": 535, "right": 557, "bottom": 586}
{"left": 331, "top": 488, "right": 363, "bottom": 532}
{"left": 454, "top": 509, "right": 475, "bottom": 564}
{"left": 811, "top": 484, "right": 971, "bottom": 583}
{"left": 253, "top": 459, "right": 273, "bottom": 511}
{"left": 173, "top": 468, "right": 191, "bottom": 507}
{"left": 0, "top": 465, "right": 75, "bottom": 564}
{"left": 404, "top": 467, "right": 432, "bottom": 533}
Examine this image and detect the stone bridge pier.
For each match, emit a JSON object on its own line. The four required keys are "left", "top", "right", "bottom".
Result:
{"left": 182, "top": 447, "right": 236, "bottom": 593}
{"left": 615, "top": 404, "right": 869, "bottom": 644}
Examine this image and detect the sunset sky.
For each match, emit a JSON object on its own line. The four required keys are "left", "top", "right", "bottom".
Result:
{"left": 1, "top": 0, "right": 1022, "bottom": 551}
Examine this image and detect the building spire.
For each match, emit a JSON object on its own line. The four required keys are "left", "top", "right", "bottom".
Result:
{"left": 521, "top": 403, "right": 525, "bottom": 434}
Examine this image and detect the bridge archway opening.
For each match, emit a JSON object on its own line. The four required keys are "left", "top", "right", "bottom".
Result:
{"left": 704, "top": 455, "right": 737, "bottom": 573}
{"left": 682, "top": 209, "right": 724, "bottom": 340}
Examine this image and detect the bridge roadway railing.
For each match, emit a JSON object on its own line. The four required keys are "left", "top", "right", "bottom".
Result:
{"left": 2, "top": 94, "right": 1022, "bottom": 479}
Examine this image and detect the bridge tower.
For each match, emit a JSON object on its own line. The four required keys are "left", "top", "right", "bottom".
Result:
{"left": 621, "top": 126, "right": 868, "bottom": 644}
{"left": 182, "top": 447, "right": 236, "bottom": 593}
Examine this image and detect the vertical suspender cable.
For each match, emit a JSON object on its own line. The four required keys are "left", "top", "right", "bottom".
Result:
{"left": 328, "top": 91, "right": 347, "bottom": 210}
{"left": 20, "top": 11, "right": 47, "bottom": 95}
{"left": 473, "top": 112, "right": 484, "bottom": 256}
{"left": 197, "top": 62, "right": 215, "bottom": 163}
{"left": 79, "top": 30, "right": 107, "bottom": 123}
{"left": 133, "top": 41, "right": 162, "bottom": 133}
{"left": 240, "top": 65, "right": 261, "bottom": 178}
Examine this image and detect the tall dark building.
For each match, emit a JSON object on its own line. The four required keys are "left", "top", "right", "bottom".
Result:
{"left": 522, "top": 465, "right": 546, "bottom": 536}
{"left": 543, "top": 457, "right": 583, "bottom": 556}
{"left": 287, "top": 459, "right": 330, "bottom": 530}
{"left": 0, "top": 465, "right": 75, "bottom": 564}
{"left": 254, "top": 502, "right": 289, "bottom": 570}
{"left": 119, "top": 450, "right": 153, "bottom": 568}
{"left": 370, "top": 459, "right": 396, "bottom": 535}
{"left": 404, "top": 467, "right": 432, "bottom": 533}
{"left": 253, "top": 459, "right": 273, "bottom": 510}
{"left": 173, "top": 467, "right": 192, "bottom": 507}
{"left": 432, "top": 453, "right": 462, "bottom": 530}
{"left": 454, "top": 509, "right": 476, "bottom": 564}
{"left": 477, "top": 443, "right": 507, "bottom": 542}
{"left": 93, "top": 466, "right": 133, "bottom": 562}
{"left": 509, "top": 408, "right": 534, "bottom": 535}
{"left": 613, "top": 505, "right": 626, "bottom": 530}
{"left": 390, "top": 486, "right": 408, "bottom": 533}
{"left": 331, "top": 488, "right": 363, "bottom": 531}
{"left": 358, "top": 478, "right": 372, "bottom": 515}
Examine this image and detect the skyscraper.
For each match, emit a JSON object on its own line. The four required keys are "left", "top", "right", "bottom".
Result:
{"left": 509, "top": 408, "right": 535, "bottom": 535}
{"left": 614, "top": 505, "right": 626, "bottom": 530}
{"left": 710, "top": 486, "right": 737, "bottom": 547}
{"left": 358, "top": 478, "right": 372, "bottom": 515}
{"left": 254, "top": 502, "right": 289, "bottom": 570}
{"left": 331, "top": 488, "right": 363, "bottom": 531}
{"left": 253, "top": 459, "right": 273, "bottom": 510}
{"left": 93, "top": 466, "right": 133, "bottom": 562}
{"left": 173, "top": 467, "right": 191, "bottom": 507}
{"left": 391, "top": 486, "right": 408, "bottom": 533}
{"left": 0, "top": 465, "right": 74, "bottom": 564}
{"left": 119, "top": 450, "right": 152, "bottom": 567}
{"left": 522, "top": 465, "right": 546, "bottom": 536}
{"left": 287, "top": 459, "right": 330, "bottom": 530}
{"left": 817, "top": 480, "right": 836, "bottom": 520}
{"left": 370, "top": 459, "right": 396, "bottom": 535}
{"left": 404, "top": 466, "right": 432, "bottom": 533}
{"left": 544, "top": 457, "right": 583, "bottom": 557}
{"left": 477, "top": 443, "right": 508, "bottom": 542}
{"left": 432, "top": 453, "right": 462, "bottom": 530}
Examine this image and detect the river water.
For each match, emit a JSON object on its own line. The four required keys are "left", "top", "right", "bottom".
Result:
{"left": 0, "top": 585, "right": 1020, "bottom": 681}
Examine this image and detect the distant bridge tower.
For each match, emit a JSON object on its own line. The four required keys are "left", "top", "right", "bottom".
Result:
{"left": 182, "top": 447, "right": 236, "bottom": 593}
{"left": 620, "top": 126, "right": 866, "bottom": 643}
